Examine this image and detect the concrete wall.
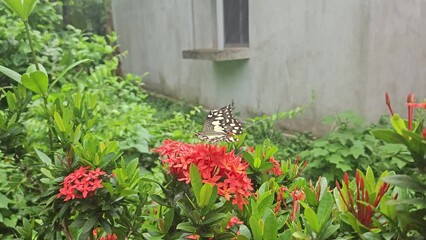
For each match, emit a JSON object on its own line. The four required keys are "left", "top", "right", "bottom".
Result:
{"left": 112, "top": 0, "right": 426, "bottom": 134}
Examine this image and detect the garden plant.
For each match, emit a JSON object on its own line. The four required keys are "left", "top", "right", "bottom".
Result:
{"left": 0, "top": 0, "right": 425, "bottom": 239}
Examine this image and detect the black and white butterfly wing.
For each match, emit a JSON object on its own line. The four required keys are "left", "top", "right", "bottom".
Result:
{"left": 196, "top": 105, "right": 243, "bottom": 143}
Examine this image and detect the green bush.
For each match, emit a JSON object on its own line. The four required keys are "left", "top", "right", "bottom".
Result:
{"left": 0, "top": 0, "right": 424, "bottom": 239}
{"left": 300, "top": 111, "right": 412, "bottom": 184}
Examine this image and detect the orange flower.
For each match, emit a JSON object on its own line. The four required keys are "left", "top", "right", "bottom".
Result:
{"left": 153, "top": 140, "right": 253, "bottom": 210}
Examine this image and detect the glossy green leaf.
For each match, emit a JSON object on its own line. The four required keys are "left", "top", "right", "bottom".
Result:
{"left": 317, "top": 191, "right": 334, "bottom": 228}
{"left": 21, "top": 71, "right": 48, "bottom": 95}
{"left": 34, "top": 148, "right": 51, "bottom": 165}
{"left": 390, "top": 114, "right": 407, "bottom": 135}
{"left": 5, "top": 92, "right": 17, "bottom": 111}
{"left": 2, "top": 0, "right": 25, "bottom": 19}
{"left": 292, "top": 231, "right": 310, "bottom": 239}
{"left": 249, "top": 216, "right": 263, "bottom": 240}
{"left": 190, "top": 164, "right": 202, "bottom": 204}
{"left": 301, "top": 202, "right": 319, "bottom": 233}
{"left": 206, "top": 185, "right": 218, "bottom": 207}
{"left": 176, "top": 221, "right": 197, "bottom": 232}
{"left": 383, "top": 175, "right": 426, "bottom": 191}
{"left": 257, "top": 191, "right": 274, "bottom": 216}
{"left": 53, "top": 112, "right": 66, "bottom": 132}
{"left": 73, "top": 124, "right": 82, "bottom": 143}
{"left": 370, "top": 129, "right": 406, "bottom": 144}
{"left": 125, "top": 158, "right": 139, "bottom": 175}
{"left": 22, "top": 0, "right": 38, "bottom": 19}
{"left": 0, "top": 65, "right": 21, "bottom": 83}
{"left": 365, "top": 167, "right": 376, "bottom": 194}
{"left": 242, "top": 151, "right": 254, "bottom": 165}
{"left": 199, "top": 183, "right": 213, "bottom": 207}
{"left": 150, "top": 194, "right": 168, "bottom": 206}
{"left": 40, "top": 168, "right": 53, "bottom": 179}
{"left": 263, "top": 209, "right": 278, "bottom": 240}
{"left": 81, "top": 215, "right": 98, "bottom": 234}
{"left": 164, "top": 209, "right": 174, "bottom": 233}
{"left": 202, "top": 212, "right": 226, "bottom": 225}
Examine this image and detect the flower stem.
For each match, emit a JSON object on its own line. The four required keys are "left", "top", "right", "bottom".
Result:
{"left": 43, "top": 97, "right": 55, "bottom": 161}
{"left": 23, "top": 20, "right": 39, "bottom": 70}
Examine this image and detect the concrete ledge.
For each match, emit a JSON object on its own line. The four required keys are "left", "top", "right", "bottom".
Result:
{"left": 182, "top": 48, "right": 250, "bottom": 61}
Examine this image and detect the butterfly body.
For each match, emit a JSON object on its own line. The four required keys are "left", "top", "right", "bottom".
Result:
{"left": 196, "top": 105, "right": 243, "bottom": 143}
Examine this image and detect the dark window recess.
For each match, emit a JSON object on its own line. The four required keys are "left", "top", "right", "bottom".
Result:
{"left": 223, "top": 0, "right": 249, "bottom": 47}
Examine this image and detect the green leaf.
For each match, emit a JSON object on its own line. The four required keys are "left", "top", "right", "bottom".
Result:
{"left": 0, "top": 193, "right": 12, "bottom": 209}
{"left": 199, "top": 183, "right": 213, "bottom": 207}
{"left": 390, "top": 114, "right": 407, "bottom": 135}
{"left": 22, "top": 0, "right": 38, "bottom": 19}
{"left": 2, "top": 0, "right": 25, "bottom": 19}
{"left": 40, "top": 168, "right": 54, "bottom": 179}
{"left": 302, "top": 203, "right": 319, "bottom": 233}
{"left": 257, "top": 192, "right": 274, "bottom": 216}
{"left": 242, "top": 151, "right": 254, "bottom": 165}
{"left": 34, "top": 148, "right": 52, "bottom": 165}
{"left": 292, "top": 231, "right": 310, "bottom": 239}
{"left": 202, "top": 212, "right": 226, "bottom": 225}
{"left": 54, "top": 112, "right": 66, "bottom": 132}
{"left": 125, "top": 158, "right": 139, "bottom": 175}
{"left": 317, "top": 192, "right": 334, "bottom": 228}
{"left": 73, "top": 124, "right": 82, "bottom": 143}
{"left": 321, "top": 223, "right": 340, "bottom": 239}
{"left": 190, "top": 164, "right": 202, "bottom": 204}
{"left": 263, "top": 210, "right": 278, "bottom": 240}
{"left": 2, "top": 0, "right": 38, "bottom": 20}
{"left": 5, "top": 92, "right": 17, "bottom": 111}
{"left": 370, "top": 129, "right": 406, "bottom": 144}
{"left": 0, "top": 65, "right": 21, "bottom": 83}
{"left": 164, "top": 209, "right": 174, "bottom": 233}
{"left": 81, "top": 215, "right": 97, "bottom": 234}
{"left": 249, "top": 216, "right": 263, "bottom": 240}
{"left": 383, "top": 175, "right": 426, "bottom": 191}
{"left": 176, "top": 221, "right": 197, "bottom": 232}
{"left": 21, "top": 71, "right": 48, "bottom": 95}
{"left": 50, "top": 59, "right": 91, "bottom": 90}
{"left": 150, "top": 194, "right": 168, "bottom": 206}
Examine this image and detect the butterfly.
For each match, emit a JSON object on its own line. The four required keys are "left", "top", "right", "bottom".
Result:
{"left": 195, "top": 104, "right": 243, "bottom": 143}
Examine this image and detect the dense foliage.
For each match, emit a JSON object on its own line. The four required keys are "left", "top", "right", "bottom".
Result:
{"left": 0, "top": 0, "right": 425, "bottom": 239}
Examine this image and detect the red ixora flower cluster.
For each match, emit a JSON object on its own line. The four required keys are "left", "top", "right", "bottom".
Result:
{"left": 57, "top": 166, "right": 106, "bottom": 201}
{"left": 153, "top": 139, "right": 253, "bottom": 210}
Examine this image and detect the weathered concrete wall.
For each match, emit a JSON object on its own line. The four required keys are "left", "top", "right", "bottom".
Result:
{"left": 112, "top": 0, "right": 426, "bottom": 134}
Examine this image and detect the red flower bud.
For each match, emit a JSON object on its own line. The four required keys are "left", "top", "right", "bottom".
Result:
{"left": 385, "top": 92, "right": 394, "bottom": 116}
{"left": 407, "top": 93, "right": 415, "bottom": 103}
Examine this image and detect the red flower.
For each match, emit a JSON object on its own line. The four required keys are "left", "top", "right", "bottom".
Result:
{"left": 423, "top": 129, "right": 426, "bottom": 139}
{"left": 267, "top": 156, "right": 283, "bottom": 176}
{"left": 186, "top": 234, "right": 200, "bottom": 239}
{"left": 99, "top": 234, "right": 117, "bottom": 240}
{"left": 153, "top": 139, "right": 253, "bottom": 210}
{"left": 274, "top": 185, "right": 289, "bottom": 213}
{"left": 57, "top": 166, "right": 107, "bottom": 201}
{"left": 290, "top": 188, "right": 305, "bottom": 221}
{"left": 226, "top": 216, "right": 244, "bottom": 229}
